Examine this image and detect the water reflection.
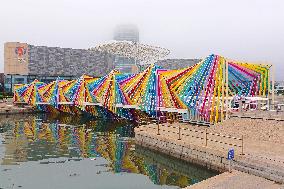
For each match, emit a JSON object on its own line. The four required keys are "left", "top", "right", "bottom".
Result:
{"left": 0, "top": 114, "right": 218, "bottom": 188}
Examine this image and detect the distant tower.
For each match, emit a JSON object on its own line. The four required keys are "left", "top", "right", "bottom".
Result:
{"left": 114, "top": 24, "right": 139, "bottom": 42}
{"left": 113, "top": 24, "right": 139, "bottom": 73}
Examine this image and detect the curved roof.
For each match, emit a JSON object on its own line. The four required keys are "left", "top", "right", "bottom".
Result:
{"left": 91, "top": 40, "right": 170, "bottom": 65}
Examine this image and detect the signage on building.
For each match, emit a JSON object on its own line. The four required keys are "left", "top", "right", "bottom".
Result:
{"left": 15, "top": 46, "right": 27, "bottom": 63}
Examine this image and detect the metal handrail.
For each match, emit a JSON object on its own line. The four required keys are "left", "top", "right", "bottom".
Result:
{"left": 137, "top": 123, "right": 244, "bottom": 155}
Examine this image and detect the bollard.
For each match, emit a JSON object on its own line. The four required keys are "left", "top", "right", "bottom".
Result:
{"left": 205, "top": 129, "right": 208, "bottom": 146}
{"left": 178, "top": 125, "right": 181, "bottom": 140}
{"left": 241, "top": 135, "right": 244, "bottom": 155}
{"left": 229, "top": 159, "right": 232, "bottom": 173}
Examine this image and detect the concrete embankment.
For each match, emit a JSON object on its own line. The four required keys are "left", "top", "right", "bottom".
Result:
{"left": 184, "top": 170, "right": 281, "bottom": 189}
{"left": 134, "top": 123, "right": 284, "bottom": 184}
{"left": 135, "top": 145, "right": 218, "bottom": 183}
{"left": 0, "top": 103, "right": 38, "bottom": 115}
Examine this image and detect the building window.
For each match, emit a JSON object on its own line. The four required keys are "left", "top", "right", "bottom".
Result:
{"left": 5, "top": 78, "right": 11, "bottom": 84}
{"left": 14, "top": 78, "right": 25, "bottom": 84}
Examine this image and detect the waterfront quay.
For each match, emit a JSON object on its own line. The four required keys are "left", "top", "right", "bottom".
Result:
{"left": 0, "top": 101, "right": 36, "bottom": 115}
{"left": 135, "top": 115, "right": 284, "bottom": 187}
{"left": 184, "top": 170, "right": 281, "bottom": 189}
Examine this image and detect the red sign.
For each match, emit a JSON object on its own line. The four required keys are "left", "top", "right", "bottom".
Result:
{"left": 15, "top": 46, "right": 26, "bottom": 57}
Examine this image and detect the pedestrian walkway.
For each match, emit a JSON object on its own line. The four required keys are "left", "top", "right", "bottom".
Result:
{"left": 184, "top": 170, "right": 282, "bottom": 189}
{"left": 135, "top": 120, "right": 284, "bottom": 183}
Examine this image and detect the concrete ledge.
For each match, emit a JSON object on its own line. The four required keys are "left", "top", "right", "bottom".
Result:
{"left": 135, "top": 130, "right": 284, "bottom": 183}
{"left": 136, "top": 132, "right": 229, "bottom": 172}
{"left": 184, "top": 170, "right": 282, "bottom": 189}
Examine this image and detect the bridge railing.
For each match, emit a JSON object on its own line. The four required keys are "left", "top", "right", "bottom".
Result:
{"left": 137, "top": 123, "right": 244, "bottom": 155}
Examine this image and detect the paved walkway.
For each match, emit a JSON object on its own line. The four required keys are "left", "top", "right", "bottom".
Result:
{"left": 184, "top": 170, "right": 282, "bottom": 189}
{"left": 136, "top": 119, "right": 284, "bottom": 183}
{"left": 139, "top": 121, "right": 284, "bottom": 168}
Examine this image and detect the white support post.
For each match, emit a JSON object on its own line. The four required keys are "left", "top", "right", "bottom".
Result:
{"left": 267, "top": 64, "right": 270, "bottom": 110}
{"left": 225, "top": 60, "right": 229, "bottom": 120}
{"left": 271, "top": 64, "right": 275, "bottom": 109}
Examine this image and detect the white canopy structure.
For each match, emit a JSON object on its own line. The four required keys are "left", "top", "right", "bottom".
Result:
{"left": 91, "top": 40, "right": 170, "bottom": 65}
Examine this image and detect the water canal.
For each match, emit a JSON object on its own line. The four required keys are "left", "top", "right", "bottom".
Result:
{"left": 0, "top": 114, "right": 218, "bottom": 189}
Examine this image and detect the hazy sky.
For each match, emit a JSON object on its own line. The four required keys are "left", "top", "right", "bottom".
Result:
{"left": 0, "top": 0, "right": 283, "bottom": 80}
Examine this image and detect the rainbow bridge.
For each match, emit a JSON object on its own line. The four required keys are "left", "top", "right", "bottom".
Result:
{"left": 13, "top": 54, "right": 271, "bottom": 124}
